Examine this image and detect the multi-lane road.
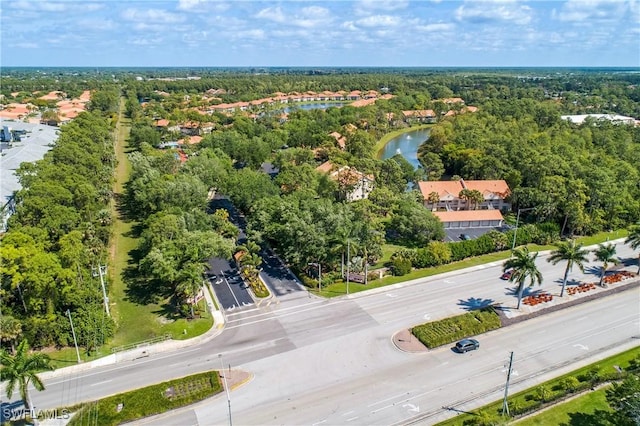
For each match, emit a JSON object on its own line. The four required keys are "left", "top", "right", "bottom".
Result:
{"left": 21, "top": 239, "right": 640, "bottom": 425}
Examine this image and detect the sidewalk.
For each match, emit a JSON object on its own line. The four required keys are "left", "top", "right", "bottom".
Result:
{"left": 393, "top": 274, "right": 640, "bottom": 353}
{"left": 40, "top": 283, "right": 226, "bottom": 381}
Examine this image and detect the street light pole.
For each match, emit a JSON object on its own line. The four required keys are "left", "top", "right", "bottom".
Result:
{"left": 308, "top": 262, "right": 322, "bottom": 294}
{"left": 218, "top": 353, "right": 232, "bottom": 426}
{"left": 346, "top": 240, "right": 350, "bottom": 295}
{"left": 66, "top": 309, "right": 81, "bottom": 364}
{"left": 511, "top": 208, "right": 535, "bottom": 253}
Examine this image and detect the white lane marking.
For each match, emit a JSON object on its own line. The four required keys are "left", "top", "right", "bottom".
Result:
{"left": 222, "top": 270, "right": 241, "bottom": 307}
{"left": 386, "top": 293, "right": 397, "bottom": 298}
{"left": 90, "top": 379, "right": 112, "bottom": 387}
{"left": 443, "top": 279, "right": 454, "bottom": 284}
{"left": 346, "top": 417, "right": 359, "bottom": 422}
{"left": 342, "top": 411, "right": 355, "bottom": 416}
{"left": 312, "top": 421, "right": 327, "bottom": 426}
{"left": 573, "top": 343, "right": 589, "bottom": 351}
{"left": 367, "top": 392, "right": 408, "bottom": 407}
{"left": 403, "top": 403, "right": 420, "bottom": 413}
{"left": 424, "top": 314, "right": 431, "bottom": 320}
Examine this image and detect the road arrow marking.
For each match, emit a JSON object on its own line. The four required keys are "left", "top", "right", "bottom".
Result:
{"left": 403, "top": 403, "right": 420, "bottom": 413}
{"left": 443, "top": 279, "right": 454, "bottom": 284}
{"left": 387, "top": 293, "right": 397, "bottom": 298}
{"left": 573, "top": 344, "right": 589, "bottom": 351}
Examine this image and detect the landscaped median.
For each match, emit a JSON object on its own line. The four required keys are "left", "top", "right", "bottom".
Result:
{"left": 64, "top": 371, "right": 222, "bottom": 425}
{"left": 411, "top": 307, "right": 501, "bottom": 349}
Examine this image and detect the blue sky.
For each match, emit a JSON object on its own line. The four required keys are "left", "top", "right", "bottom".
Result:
{"left": 1, "top": 0, "right": 639, "bottom": 67}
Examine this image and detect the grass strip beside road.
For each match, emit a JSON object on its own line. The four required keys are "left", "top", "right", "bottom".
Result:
{"left": 437, "top": 346, "right": 640, "bottom": 425}
{"left": 514, "top": 386, "right": 612, "bottom": 426}
{"left": 109, "top": 99, "right": 212, "bottom": 347}
{"left": 318, "top": 229, "right": 630, "bottom": 298}
{"left": 66, "top": 371, "right": 222, "bottom": 426}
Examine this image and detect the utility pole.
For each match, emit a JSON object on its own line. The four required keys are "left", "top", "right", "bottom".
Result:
{"left": 219, "top": 353, "right": 232, "bottom": 426}
{"left": 346, "top": 240, "right": 350, "bottom": 295}
{"left": 66, "top": 309, "right": 81, "bottom": 364}
{"left": 511, "top": 208, "right": 535, "bottom": 253}
{"left": 93, "top": 265, "right": 110, "bottom": 317}
{"left": 502, "top": 351, "right": 514, "bottom": 417}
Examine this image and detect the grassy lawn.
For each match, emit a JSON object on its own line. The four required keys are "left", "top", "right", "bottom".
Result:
{"left": 515, "top": 386, "right": 612, "bottom": 426}
{"left": 437, "top": 346, "right": 639, "bottom": 426}
{"left": 108, "top": 100, "right": 213, "bottom": 348}
{"left": 66, "top": 371, "right": 222, "bottom": 426}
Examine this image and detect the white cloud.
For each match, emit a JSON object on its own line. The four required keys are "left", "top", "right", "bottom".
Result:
{"left": 455, "top": 0, "right": 533, "bottom": 25}
{"left": 255, "top": 6, "right": 286, "bottom": 23}
{"left": 122, "top": 8, "right": 185, "bottom": 24}
{"left": 178, "top": 0, "right": 229, "bottom": 13}
{"left": 356, "top": 0, "right": 409, "bottom": 11}
{"left": 255, "top": 5, "right": 332, "bottom": 28}
{"left": 552, "top": 0, "right": 628, "bottom": 22}
{"left": 356, "top": 14, "right": 402, "bottom": 27}
{"left": 416, "top": 22, "right": 455, "bottom": 32}
{"left": 12, "top": 41, "right": 39, "bottom": 48}
{"left": 77, "top": 18, "right": 116, "bottom": 31}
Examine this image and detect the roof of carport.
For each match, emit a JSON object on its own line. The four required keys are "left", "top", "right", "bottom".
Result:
{"left": 434, "top": 210, "right": 504, "bottom": 223}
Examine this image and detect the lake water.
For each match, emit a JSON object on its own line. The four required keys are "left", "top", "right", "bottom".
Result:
{"left": 379, "top": 128, "right": 431, "bottom": 169}
{"left": 283, "top": 102, "right": 346, "bottom": 113}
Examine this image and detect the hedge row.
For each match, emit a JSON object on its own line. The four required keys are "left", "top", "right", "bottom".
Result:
{"left": 411, "top": 307, "right": 501, "bottom": 349}
{"left": 67, "top": 371, "right": 222, "bottom": 426}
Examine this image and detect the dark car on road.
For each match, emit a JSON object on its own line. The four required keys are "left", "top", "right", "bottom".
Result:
{"left": 459, "top": 233, "right": 472, "bottom": 240}
{"left": 501, "top": 269, "right": 514, "bottom": 280}
{"left": 455, "top": 339, "right": 480, "bottom": 353}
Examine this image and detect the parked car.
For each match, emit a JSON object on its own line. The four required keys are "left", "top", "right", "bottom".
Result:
{"left": 501, "top": 269, "right": 514, "bottom": 280}
{"left": 459, "top": 234, "right": 472, "bottom": 240}
{"left": 455, "top": 339, "right": 480, "bottom": 353}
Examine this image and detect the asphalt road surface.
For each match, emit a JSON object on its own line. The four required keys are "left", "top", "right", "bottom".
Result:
{"left": 20, "top": 240, "right": 640, "bottom": 425}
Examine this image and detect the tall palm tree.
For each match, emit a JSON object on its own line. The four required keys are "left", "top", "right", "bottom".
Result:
{"left": 547, "top": 239, "right": 590, "bottom": 297}
{"left": 625, "top": 222, "right": 640, "bottom": 274}
{"left": 593, "top": 243, "right": 619, "bottom": 287}
{"left": 1, "top": 339, "right": 53, "bottom": 424}
{"left": 503, "top": 247, "right": 543, "bottom": 309}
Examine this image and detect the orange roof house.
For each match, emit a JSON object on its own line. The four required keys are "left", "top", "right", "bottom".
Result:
{"left": 433, "top": 210, "right": 504, "bottom": 229}
{"left": 329, "top": 131, "right": 346, "bottom": 150}
{"left": 419, "top": 179, "right": 511, "bottom": 212}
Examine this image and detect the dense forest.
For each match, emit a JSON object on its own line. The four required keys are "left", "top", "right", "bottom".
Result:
{"left": 0, "top": 91, "right": 119, "bottom": 351}
{"left": 1, "top": 68, "right": 639, "bottom": 350}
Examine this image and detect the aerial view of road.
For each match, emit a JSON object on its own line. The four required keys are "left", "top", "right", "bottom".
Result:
{"left": 23, "top": 239, "right": 639, "bottom": 425}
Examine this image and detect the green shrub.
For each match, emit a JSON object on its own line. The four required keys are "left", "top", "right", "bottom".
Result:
{"left": 392, "top": 258, "right": 412, "bottom": 276}
{"left": 67, "top": 371, "right": 222, "bottom": 426}
{"left": 411, "top": 307, "right": 501, "bottom": 348}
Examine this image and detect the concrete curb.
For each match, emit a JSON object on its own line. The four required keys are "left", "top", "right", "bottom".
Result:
{"left": 41, "top": 283, "right": 226, "bottom": 381}
{"left": 346, "top": 238, "right": 630, "bottom": 300}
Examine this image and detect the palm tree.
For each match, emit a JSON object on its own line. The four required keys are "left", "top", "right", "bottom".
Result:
{"left": 547, "top": 239, "right": 590, "bottom": 297}
{"left": 1, "top": 339, "right": 53, "bottom": 423}
{"left": 503, "top": 247, "right": 543, "bottom": 309}
{"left": 593, "top": 243, "right": 619, "bottom": 287}
{"left": 625, "top": 222, "right": 640, "bottom": 274}
{"left": 468, "top": 189, "right": 484, "bottom": 210}
{"left": 458, "top": 189, "right": 472, "bottom": 210}
{"left": 427, "top": 191, "right": 440, "bottom": 211}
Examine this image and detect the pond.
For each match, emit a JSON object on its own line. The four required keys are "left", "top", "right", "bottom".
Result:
{"left": 283, "top": 102, "right": 346, "bottom": 113}
{"left": 379, "top": 128, "right": 431, "bottom": 169}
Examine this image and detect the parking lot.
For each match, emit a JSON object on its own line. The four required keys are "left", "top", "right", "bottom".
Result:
{"left": 444, "top": 225, "right": 512, "bottom": 242}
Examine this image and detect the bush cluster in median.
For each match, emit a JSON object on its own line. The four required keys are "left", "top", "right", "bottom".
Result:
{"left": 67, "top": 371, "right": 222, "bottom": 426}
{"left": 411, "top": 307, "right": 501, "bottom": 349}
